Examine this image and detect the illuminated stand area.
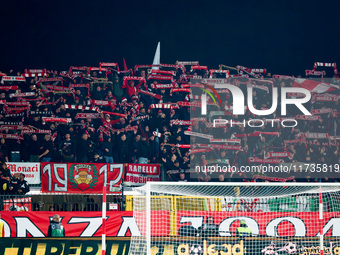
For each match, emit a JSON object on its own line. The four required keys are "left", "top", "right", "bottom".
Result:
{"left": 129, "top": 182, "right": 340, "bottom": 255}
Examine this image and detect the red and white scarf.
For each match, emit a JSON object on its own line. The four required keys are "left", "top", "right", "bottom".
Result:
{"left": 90, "top": 100, "right": 114, "bottom": 107}
{"left": 210, "top": 139, "right": 241, "bottom": 143}
{"left": 312, "top": 94, "right": 339, "bottom": 103}
{"left": 147, "top": 74, "right": 174, "bottom": 81}
{"left": 253, "top": 175, "right": 295, "bottom": 182}
{"left": 174, "top": 144, "right": 191, "bottom": 148}
{"left": 265, "top": 151, "right": 293, "bottom": 159}
{"left": 311, "top": 108, "right": 335, "bottom": 115}
{"left": 301, "top": 132, "right": 329, "bottom": 139}
{"left": 0, "top": 121, "right": 23, "bottom": 125}
{"left": 184, "top": 131, "right": 213, "bottom": 139}
{"left": 170, "top": 119, "right": 192, "bottom": 126}
{"left": 248, "top": 157, "right": 284, "bottom": 164}
{"left": 30, "top": 111, "right": 53, "bottom": 116}
{"left": 149, "top": 103, "right": 178, "bottom": 110}
{"left": 98, "top": 126, "right": 111, "bottom": 137}
{"left": 24, "top": 69, "right": 47, "bottom": 77}
{"left": 170, "top": 88, "right": 191, "bottom": 94}
{"left": 254, "top": 131, "right": 280, "bottom": 136}
{"left": 70, "top": 83, "right": 90, "bottom": 89}
{"left": 22, "top": 129, "right": 52, "bottom": 134}
{"left": 132, "top": 115, "right": 149, "bottom": 121}
{"left": 232, "top": 133, "right": 260, "bottom": 138}
{"left": 3, "top": 112, "right": 25, "bottom": 118}
{"left": 75, "top": 113, "right": 101, "bottom": 119}
{"left": 64, "top": 105, "right": 99, "bottom": 112}
{"left": 46, "top": 85, "right": 73, "bottom": 92}
{"left": 138, "top": 90, "right": 162, "bottom": 100}
{"left": 151, "top": 83, "right": 178, "bottom": 89}
{"left": 5, "top": 106, "right": 30, "bottom": 114}
{"left": 153, "top": 131, "right": 162, "bottom": 138}
{"left": 295, "top": 115, "right": 321, "bottom": 121}
{"left": 0, "top": 134, "right": 23, "bottom": 140}
{"left": 190, "top": 148, "right": 212, "bottom": 154}
{"left": 272, "top": 75, "right": 294, "bottom": 79}
{"left": 0, "top": 125, "right": 30, "bottom": 131}
{"left": 211, "top": 144, "right": 241, "bottom": 150}
{"left": 9, "top": 92, "right": 35, "bottom": 98}
{"left": 182, "top": 84, "right": 204, "bottom": 88}
{"left": 1, "top": 76, "right": 26, "bottom": 83}
{"left": 42, "top": 117, "right": 72, "bottom": 123}
{"left": 39, "top": 77, "right": 63, "bottom": 84}
{"left": 177, "top": 101, "right": 203, "bottom": 107}
{"left": 239, "top": 66, "right": 267, "bottom": 75}
{"left": 4, "top": 101, "right": 30, "bottom": 106}
{"left": 101, "top": 111, "right": 127, "bottom": 118}
{"left": 0, "top": 86, "right": 18, "bottom": 90}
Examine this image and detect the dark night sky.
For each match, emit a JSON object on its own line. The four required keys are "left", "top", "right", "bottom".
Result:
{"left": 1, "top": 0, "right": 339, "bottom": 76}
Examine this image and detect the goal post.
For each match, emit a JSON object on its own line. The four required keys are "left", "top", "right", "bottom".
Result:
{"left": 130, "top": 182, "right": 340, "bottom": 255}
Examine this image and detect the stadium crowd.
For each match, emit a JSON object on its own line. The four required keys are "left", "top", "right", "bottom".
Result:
{"left": 0, "top": 63, "right": 339, "bottom": 187}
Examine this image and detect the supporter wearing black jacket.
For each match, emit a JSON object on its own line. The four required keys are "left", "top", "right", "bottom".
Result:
{"left": 15, "top": 173, "right": 30, "bottom": 195}
{"left": 131, "top": 134, "right": 141, "bottom": 163}
{"left": 59, "top": 133, "right": 75, "bottom": 162}
{"left": 101, "top": 137, "right": 114, "bottom": 163}
{"left": 28, "top": 135, "right": 41, "bottom": 162}
{"left": 39, "top": 135, "right": 54, "bottom": 162}
{"left": 6, "top": 131, "right": 22, "bottom": 162}
{"left": 138, "top": 136, "right": 150, "bottom": 164}
{"left": 117, "top": 133, "right": 130, "bottom": 163}
{"left": 74, "top": 89, "right": 85, "bottom": 105}
{"left": 0, "top": 139, "right": 9, "bottom": 163}
{"left": 76, "top": 133, "right": 92, "bottom": 163}
{"left": 28, "top": 116, "right": 44, "bottom": 129}
{"left": 148, "top": 135, "right": 158, "bottom": 163}
{"left": 1, "top": 162, "right": 12, "bottom": 179}
{"left": 92, "top": 85, "right": 104, "bottom": 100}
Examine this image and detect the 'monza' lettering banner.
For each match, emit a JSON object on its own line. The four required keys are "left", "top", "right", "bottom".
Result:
{"left": 0, "top": 211, "right": 166, "bottom": 237}
{"left": 124, "top": 163, "right": 160, "bottom": 185}
{"left": 41, "top": 163, "right": 124, "bottom": 193}
{"left": 1, "top": 211, "right": 340, "bottom": 237}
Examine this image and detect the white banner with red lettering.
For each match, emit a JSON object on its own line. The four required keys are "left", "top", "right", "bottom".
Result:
{"left": 6, "top": 162, "right": 41, "bottom": 184}
{"left": 124, "top": 163, "right": 160, "bottom": 185}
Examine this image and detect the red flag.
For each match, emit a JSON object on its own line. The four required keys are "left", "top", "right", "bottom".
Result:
{"left": 123, "top": 58, "right": 128, "bottom": 72}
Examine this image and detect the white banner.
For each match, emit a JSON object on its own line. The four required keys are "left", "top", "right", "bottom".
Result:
{"left": 125, "top": 163, "right": 160, "bottom": 186}
{"left": 6, "top": 162, "right": 41, "bottom": 184}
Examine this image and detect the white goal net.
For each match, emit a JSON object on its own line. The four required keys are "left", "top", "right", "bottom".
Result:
{"left": 129, "top": 182, "right": 340, "bottom": 255}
